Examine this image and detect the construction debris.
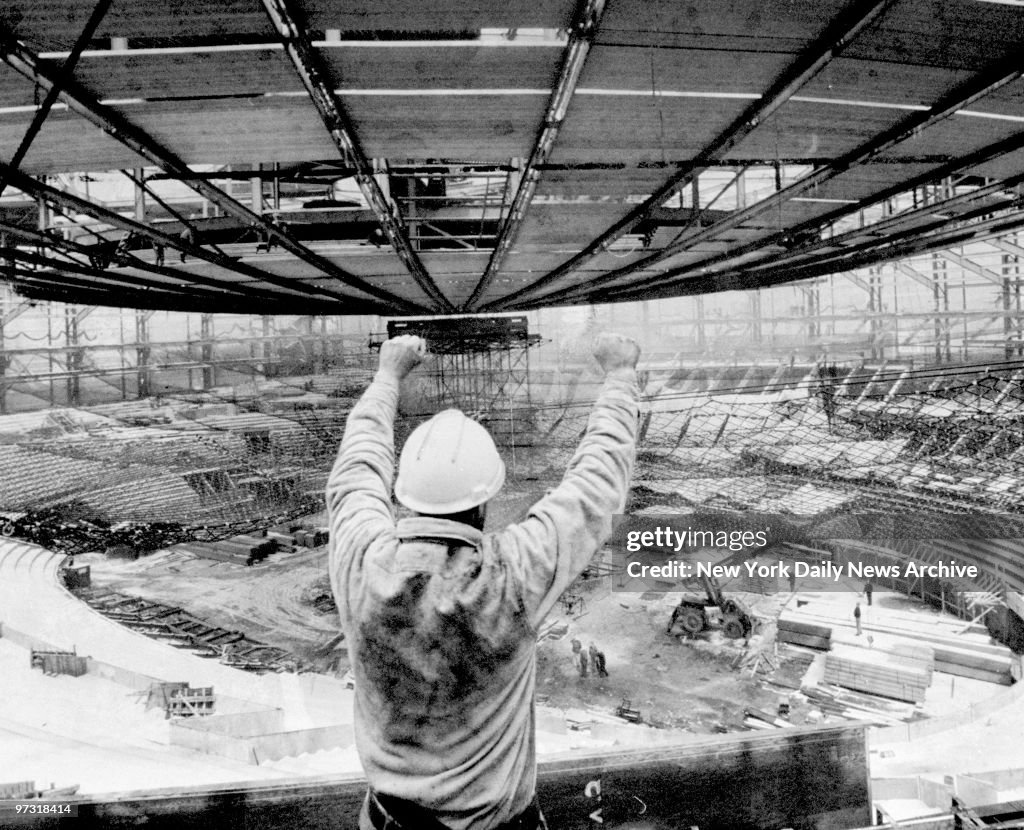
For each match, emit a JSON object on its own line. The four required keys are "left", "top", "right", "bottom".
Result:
{"left": 76, "top": 587, "right": 300, "bottom": 673}
{"left": 145, "top": 682, "right": 216, "bottom": 718}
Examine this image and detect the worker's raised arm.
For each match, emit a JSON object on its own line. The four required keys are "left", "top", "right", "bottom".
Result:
{"left": 498, "top": 333, "right": 641, "bottom": 627}
{"left": 327, "top": 335, "right": 425, "bottom": 565}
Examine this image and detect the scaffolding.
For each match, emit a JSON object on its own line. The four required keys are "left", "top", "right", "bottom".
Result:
{"left": 385, "top": 316, "right": 540, "bottom": 445}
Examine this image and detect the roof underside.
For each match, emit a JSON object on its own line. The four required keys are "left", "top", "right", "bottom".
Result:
{"left": 1, "top": 0, "right": 1023, "bottom": 315}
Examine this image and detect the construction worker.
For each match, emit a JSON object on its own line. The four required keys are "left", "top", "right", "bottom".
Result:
{"left": 572, "top": 638, "right": 589, "bottom": 678}
{"left": 329, "top": 331, "right": 640, "bottom": 830}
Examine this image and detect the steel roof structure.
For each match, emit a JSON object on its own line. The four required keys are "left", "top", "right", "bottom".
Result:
{"left": 1, "top": 0, "right": 1023, "bottom": 315}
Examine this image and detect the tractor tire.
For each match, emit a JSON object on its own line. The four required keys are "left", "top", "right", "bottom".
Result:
{"left": 723, "top": 618, "right": 746, "bottom": 640}
{"left": 678, "top": 607, "right": 707, "bottom": 635}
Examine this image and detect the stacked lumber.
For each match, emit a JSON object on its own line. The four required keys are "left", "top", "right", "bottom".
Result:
{"left": 824, "top": 646, "right": 930, "bottom": 703}
{"left": 833, "top": 639, "right": 935, "bottom": 683}
{"left": 186, "top": 534, "right": 279, "bottom": 566}
{"left": 782, "top": 601, "right": 1014, "bottom": 684}
{"left": 776, "top": 613, "right": 832, "bottom": 650}
{"left": 292, "top": 527, "right": 329, "bottom": 548}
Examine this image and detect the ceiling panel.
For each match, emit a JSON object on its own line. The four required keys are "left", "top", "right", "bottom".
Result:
{"left": 4, "top": 1, "right": 574, "bottom": 46}
{"left": 3, "top": 0, "right": 1024, "bottom": 317}
{"left": 342, "top": 93, "right": 543, "bottom": 159}
{"left": 533, "top": 166, "right": 677, "bottom": 199}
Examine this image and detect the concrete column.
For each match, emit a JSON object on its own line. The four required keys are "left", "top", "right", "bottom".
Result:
{"left": 201, "top": 314, "right": 215, "bottom": 389}
{"left": 251, "top": 164, "right": 263, "bottom": 213}
{"left": 695, "top": 295, "right": 706, "bottom": 351}
{"left": 320, "top": 315, "right": 328, "bottom": 373}
{"left": 1003, "top": 246, "right": 1021, "bottom": 359}
{"left": 0, "top": 292, "right": 6, "bottom": 416}
{"left": 749, "top": 289, "right": 762, "bottom": 348}
{"left": 135, "top": 310, "right": 152, "bottom": 398}
{"left": 262, "top": 315, "right": 272, "bottom": 374}
{"left": 133, "top": 168, "right": 146, "bottom": 222}
{"left": 65, "top": 305, "right": 81, "bottom": 406}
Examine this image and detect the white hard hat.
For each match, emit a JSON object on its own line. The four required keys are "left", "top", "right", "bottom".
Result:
{"left": 395, "top": 409, "right": 505, "bottom": 514}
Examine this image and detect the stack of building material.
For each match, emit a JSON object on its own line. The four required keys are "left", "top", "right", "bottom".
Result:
{"left": 293, "top": 527, "right": 329, "bottom": 548}
{"left": 835, "top": 641, "right": 935, "bottom": 683}
{"left": 186, "top": 534, "right": 278, "bottom": 566}
{"left": 824, "top": 646, "right": 931, "bottom": 703}
{"left": 0, "top": 781, "right": 35, "bottom": 799}
{"left": 776, "top": 613, "right": 832, "bottom": 650}
{"left": 30, "top": 648, "right": 87, "bottom": 677}
{"left": 783, "top": 600, "right": 1015, "bottom": 684}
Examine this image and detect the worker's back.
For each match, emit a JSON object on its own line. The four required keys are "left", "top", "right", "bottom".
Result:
{"left": 337, "top": 520, "right": 539, "bottom": 828}
{"left": 327, "top": 331, "right": 641, "bottom": 830}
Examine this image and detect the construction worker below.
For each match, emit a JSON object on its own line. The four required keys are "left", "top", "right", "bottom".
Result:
{"left": 328, "top": 332, "right": 641, "bottom": 830}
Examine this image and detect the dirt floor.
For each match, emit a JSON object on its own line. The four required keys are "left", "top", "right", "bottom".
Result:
{"left": 535, "top": 573, "right": 790, "bottom": 733}
{"left": 82, "top": 504, "right": 795, "bottom": 737}
{"left": 80, "top": 542, "right": 342, "bottom": 668}
{"left": 85, "top": 478, "right": 989, "bottom": 739}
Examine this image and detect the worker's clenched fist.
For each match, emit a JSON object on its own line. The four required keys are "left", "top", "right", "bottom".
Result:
{"left": 379, "top": 334, "right": 427, "bottom": 380}
{"left": 593, "top": 332, "right": 641, "bottom": 374}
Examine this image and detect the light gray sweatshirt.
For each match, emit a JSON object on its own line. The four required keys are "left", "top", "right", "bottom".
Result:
{"left": 328, "top": 367, "right": 638, "bottom": 829}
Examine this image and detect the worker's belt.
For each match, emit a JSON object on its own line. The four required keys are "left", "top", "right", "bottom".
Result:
{"left": 366, "top": 790, "right": 545, "bottom": 830}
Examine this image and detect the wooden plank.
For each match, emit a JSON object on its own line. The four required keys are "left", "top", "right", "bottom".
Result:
{"left": 796, "top": 58, "right": 974, "bottom": 107}
{"left": 534, "top": 167, "right": 675, "bottom": 199}
{"left": 933, "top": 661, "right": 1013, "bottom": 686}
{"left": 8, "top": 1, "right": 574, "bottom": 41}
{"left": 1, "top": 93, "right": 542, "bottom": 173}
{"left": 598, "top": 0, "right": 850, "bottom": 51}
{"left": 515, "top": 204, "right": 634, "bottom": 247}
{"left": 824, "top": 649, "right": 929, "bottom": 703}
{"left": 777, "top": 615, "right": 833, "bottom": 640}
{"left": 579, "top": 45, "right": 792, "bottom": 94}
{"left": 841, "top": 0, "right": 1024, "bottom": 70}
{"left": 777, "top": 630, "right": 831, "bottom": 650}
{"left": 64, "top": 45, "right": 564, "bottom": 101}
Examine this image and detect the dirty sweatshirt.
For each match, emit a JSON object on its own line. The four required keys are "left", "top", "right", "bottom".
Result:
{"left": 328, "top": 367, "right": 639, "bottom": 830}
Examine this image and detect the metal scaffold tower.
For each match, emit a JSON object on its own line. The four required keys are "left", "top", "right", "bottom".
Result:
{"left": 385, "top": 316, "right": 540, "bottom": 446}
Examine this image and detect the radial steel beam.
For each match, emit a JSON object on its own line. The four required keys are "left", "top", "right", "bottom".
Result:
{"left": 482, "top": 0, "right": 900, "bottom": 311}
{"left": 602, "top": 195, "right": 1024, "bottom": 305}
{"left": 461, "top": 0, "right": 606, "bottom": 312}
{"left": 3, "top": 248, "right": 229, "bottom": 301}
{"left": 0, "top": 218, "right": 304, "bottom": 305}
{"left": 597, "top": 167, "right": 1024, "bottom": 304}
{"left": 0, "top": 27, "right": 429, "bottom": 314}
{"left": 582, "top": 138, "right": 1024, "bottom": 305}
{"left": 570, "top": 56, "right": 1024, "bottom": 304}
{"left": 556, "top": 157, "right": 1024, "bottom": 308}
{"left": 5, "top": 269, "right": 300, "bottom": 314}
{"left": 261, "top": 0, "right": 454, "bottom": 313}
{"left": 120, "top": 169, "right": 230, "bottom": 259}
{"left": 5, "top": 260, "right": 387, "bottom": 315}
{"left": 546, "top": 128, "right": 1024, "bottom": 308}
{"left": 0, "top": 0, "right": 111, "bottom": 200}
{"left": 0, "top": 161, "right": 394, "bottom": 314}
{"left": 1, "top": 244, "right": 276, "bottom": 307}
